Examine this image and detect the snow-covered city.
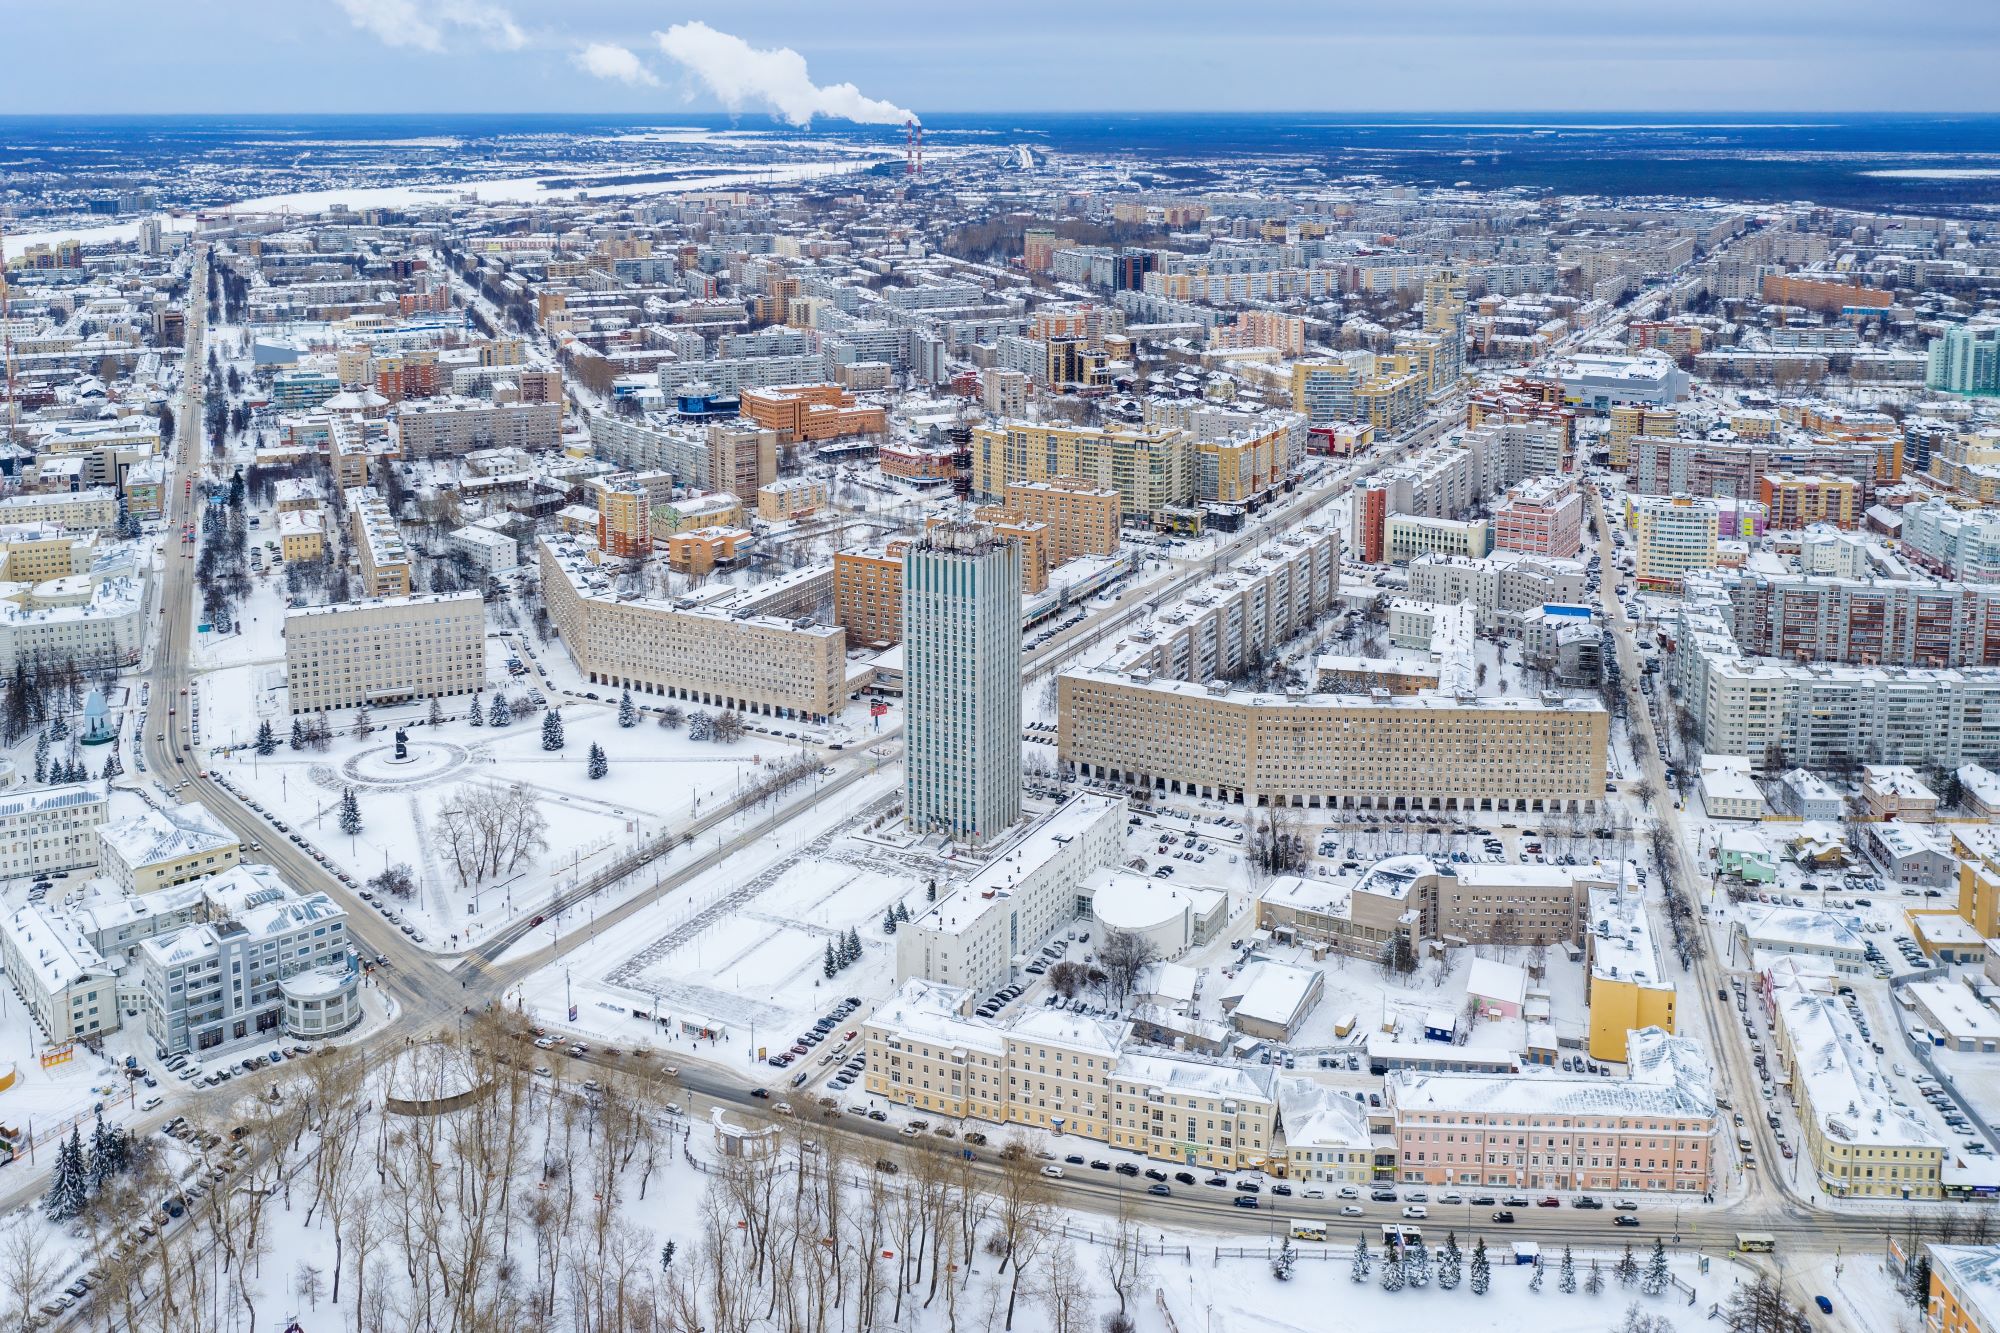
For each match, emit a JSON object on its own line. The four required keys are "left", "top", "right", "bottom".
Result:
{"left": 0, "top": 5, "right": 1998, "bottom": 1332}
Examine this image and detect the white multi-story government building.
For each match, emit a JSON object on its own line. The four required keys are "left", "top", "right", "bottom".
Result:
{"left": 283, "top": 592, "right": 485, "bottom": 713}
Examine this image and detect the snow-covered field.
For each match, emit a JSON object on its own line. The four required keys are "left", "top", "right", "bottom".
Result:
{"left": 512, "top": 768, "right": 910, "bottom": 1056}
{"left": 215, "top": 158, "right": 881, "bottom": 217}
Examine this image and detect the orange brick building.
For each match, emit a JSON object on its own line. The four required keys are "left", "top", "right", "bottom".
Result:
{"left": 1760, "top": 274, "right": 1895, "bottom": 315}
{"left": 741, "top": 383, "right": 886, "bottom": 445}
{"left": 596, "top": 480, "right": 653, "bottom": 558}
{"left": 664, "top": 527, "right": 750, "bottom": 576}
{"left": 1001, "top": 478, "right": 1121, "bottom": 566}
{"left": 1758, "top": 471, "right": 1859, "bottom": 530}
{"left": 374, "top": 351, "right": 440, "bottom": 403}
{"left": 833, "top": 543, "right": 909, "bottom": 648}
{"left": 880, "top": 442, "right": 958, "bottom": 480}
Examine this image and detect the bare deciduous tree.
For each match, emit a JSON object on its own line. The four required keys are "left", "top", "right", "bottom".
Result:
{"left": 1097, "top": 929, "right": 1159, "bottom": 1006}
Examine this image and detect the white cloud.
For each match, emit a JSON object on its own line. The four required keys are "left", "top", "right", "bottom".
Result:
{"left": 573, "top": 41, "right": 658, "bottom": 87}
{"left": 442, "top": 0, "right": 526, "bottom": 52}
{"left": 654, "top": 21, "right": 916, "bottom": 127}
{"left": 334, "top": 0, "right": 525, "bottom": 56}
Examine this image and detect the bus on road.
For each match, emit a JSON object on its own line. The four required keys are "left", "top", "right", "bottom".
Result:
{"left": 1735, "top": 1233, "right": 1775, "bottom": 1253}
{"left": 1290, "top": 1220, "right": 1327, "bottom": 1242}
{"left": 1382, "top": 1224, "right": 1422, "bottom": 1249}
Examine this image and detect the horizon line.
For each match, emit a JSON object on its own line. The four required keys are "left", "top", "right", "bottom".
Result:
{"left": 1, "top": 108, "right": 1996, "bottom": 120}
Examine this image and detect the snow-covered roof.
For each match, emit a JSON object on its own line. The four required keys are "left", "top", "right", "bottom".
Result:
{"left": 1906, "top": 981, "right": 2000, "bottom": 1042}
{"left": 1700, "top": 765, "right": 1765, "bottom": 806}
{"left": 1932, "top": 1244, "right": 2000, "bottom": 1326}
{"left": 1112, "top": 1051, "right": 1274, "bottom": 1106}
{"left": 865, "top": 979, "right": 1005, "bottom": 1057}
{"left": 0, "top": 901, "right": 109, "bottom": 995}
{"left": 1133, "top": 960, "right": 1198, "bottom": 1005}
{"left": 1466, "top": 956, "right": 1527, "bottom": 1008}
{"left": 1735, "top": 905, "right": 1865, "bottom": 955}
{"left": 917, "top": 794, "right": 1121, "bottom": 939}
{"left": 1274, "top": 1076, "right": 1373, "bottom": 1153}
{"left": 1454, "top": 861, "right": 1610, "bottom": 891}
{"left": 1780, "top": 767, "right": 1841, "bottom": 803}
{"left": 1913, "top": 914, "right": 1984, "bottom": 946}
{"left": 71, "top": 878, "right": 205, "bottom": 938}
{"left": 1588, "top": 885, "right": 1669, "bottom": 990}
{"left": 1352, "top": 855, "right": 1432, "bottom": 901}
{"left": 0, "top": 779, "right": 106, "bottom": 821}
{"left": 1391, "top": 1026, "right": 1713, "bottom": 1121}
{"left": 1871, "top": 821, "right": 1947, "bottom": 860}
{"left": 1862, "top": 764, "right": 1936, "bottom": 801}
{"left": 1776, "top": 983, "right": 1941, "bottom": 1150}
{"left": 97, "top": 800, "right": 237, "bottom": 870}
{"left": 1625, "top": 1027, "right": 1717, "bottom": 1117}
{"left": 1221, "top": 959, "right": 1320, "bottom": 1031}
{"left": 204, "top": 863, "right": 340, "bottom": 926}
{"left": 1085, "top": 868, "right": 1220, "bottom": 934}
{"left": 1961, "top": 764, "right": 2000, "bottom": 810}
{"left": 1260, "top": 874, "right": 1354, "bottom": 920}
{"left": 1010, "top": 1006, "right": 1126, "bottom": 1056}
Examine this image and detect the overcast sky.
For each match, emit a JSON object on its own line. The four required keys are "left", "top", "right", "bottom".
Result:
{"left": 6, "top": 1, "right": 1997, "bottom": 117}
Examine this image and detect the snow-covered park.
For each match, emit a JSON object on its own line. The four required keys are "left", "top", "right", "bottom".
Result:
{"left": 197, "top": 652, "right": 811, "bottom": 950}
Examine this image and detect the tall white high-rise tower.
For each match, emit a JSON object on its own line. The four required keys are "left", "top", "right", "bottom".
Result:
{"left": 903, "top": 520, "right": 1022, "bottom": 843}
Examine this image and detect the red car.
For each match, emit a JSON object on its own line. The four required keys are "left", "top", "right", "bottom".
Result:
{"left": 1537, "top": 1196, "right": 1561, "bottom": 1208}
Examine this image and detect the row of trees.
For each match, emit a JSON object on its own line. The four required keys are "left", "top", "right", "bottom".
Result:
{"left": 193, "top": 471, "right": 251, "bottom": 633}
{"left": 685, "top": 710, "right": 746, "bottom": 744}
{"left": 822, "top": 928, "right": 865, "bottom": 979}
{"left": 287, "top": 714, "right": 336, "bottom": 752}
{"left": 0, "top": 1012, "right": 1797, "bottom": 1333}
{"left": 469, "top": 691, "right": 546, "bottom": 728}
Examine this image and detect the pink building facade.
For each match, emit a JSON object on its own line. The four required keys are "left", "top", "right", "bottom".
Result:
{"left": 1387, "top": 1029, "right": 1716, "bottom": 1194}
{"left": 1493, "top": 476, "right": 1584, "bottom": 558}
